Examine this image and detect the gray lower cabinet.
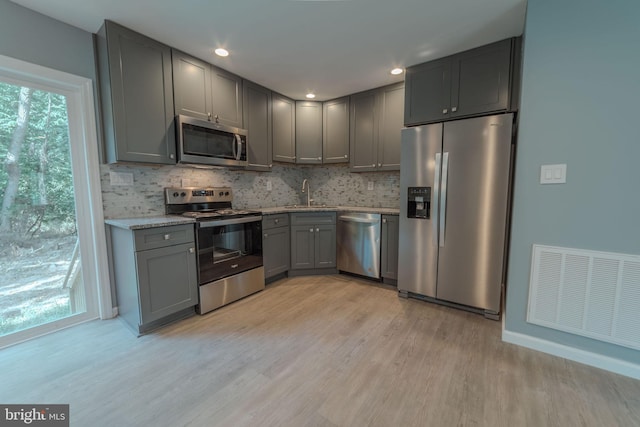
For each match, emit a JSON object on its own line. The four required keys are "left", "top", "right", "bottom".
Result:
{"left": 243, "top": 80, "right": 273, "bottom": 171}
{"left": 322, "top": 97, "right": 350, "bottom": 164}
{"left": 380, "top": 214, "right": 399, "bottom": 284}
{"left": 96, "top": 20, "right": 175, "bottom": 164}
{"left": 350, "top": 82, "right": 404, "bottom": 172}
{"left": 295, "top": 101, "right": 323, "bottom": 164}
{"left": 262, "top": 214, "right": 290, "bottom": 279}
{"left": 290, "top": 212, "right": 337, "bottom": 272}
{"left": 172, "top": 49, "right": 244, "bottom": 128}
{"left": 109, "top": 224, "right": 198, "bottom": 335}
{"left": 272, "top": 93, "right": 296, "bottom": 163}
{"left": 404, "top": 38, "right": 517, "bottom": 126}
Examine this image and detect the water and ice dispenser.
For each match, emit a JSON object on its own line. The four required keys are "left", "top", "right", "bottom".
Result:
{"left": 407, "top": 187, "right": 431, "bottom": 219}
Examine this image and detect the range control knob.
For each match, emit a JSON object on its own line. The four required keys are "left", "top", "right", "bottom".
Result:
{"left": 219, "top": 191, "right": 224, "bottom": 196}
{"left": 225, "top": 191, "right": 230, "bottom": 196}
{"left": 180, "top": 192, "right": 186, "bottom": 197}
{"left": 173, "top": 192, "right": 179, "bottom": 197}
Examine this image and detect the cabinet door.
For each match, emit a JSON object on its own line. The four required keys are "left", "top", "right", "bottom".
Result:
{"left": 136, "top": 242, "right": 198, "bottom": 324}
{"left": 272, "top": 93, "right": 296, "bottom": 163}
{"left": 172, "top": 50, "right": 211, "bottom": 121}
{"left": 450, "top": 39, "right": 512, "bottom": 118}
{"left": 377, "top": 83, "right": 404, "bottom": 171}
{"left": 243, "top": 80, "right": 272, "bottom": 171}
{"left": 295, "top": 101, "right": 323, "bottom": 164}
{"left": 211, "top": 65, "right": 244, "bottom": 128}
{"left": 263, "top": 226, "right": 290, "bottom": 278}
{"left": 314, "top": 224, "right": 336, "bottom": 268}
{"left": 100, "top": 21, "right": 176, "bottom": 164}
{"left": 380, "top": 215, "right": 399, "bottom": 281}
{"left": 404, "top": 57, "right": 451, "bottom": 126}
{"left": 323, "top": 97, "right": 350, "bottom": 164}
{"left": 349, "top": 90, "right": 378, "bottom": 172}
{"left": 290, "top": 225, "right": 316, "bottom": 269}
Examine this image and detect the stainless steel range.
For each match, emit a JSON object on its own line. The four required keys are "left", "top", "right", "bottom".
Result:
{"left": 165, "top": 187, "right": 264, "bottom": 314}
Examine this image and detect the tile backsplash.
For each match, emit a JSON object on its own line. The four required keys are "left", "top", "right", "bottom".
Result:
{"left": 100, "top": 163, "right": 400, "bottom": 218}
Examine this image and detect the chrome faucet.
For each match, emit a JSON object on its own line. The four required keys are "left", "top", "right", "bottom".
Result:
{"left": 301, "top": 179, "right": 313, "bottom": 207}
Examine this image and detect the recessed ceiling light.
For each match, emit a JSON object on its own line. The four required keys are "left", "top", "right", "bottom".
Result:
{"left": 306, "top": 93, "right": 316, "bottom": 99}
{"left": 214, "top": 48, "right": 229, "bottom": 57}
{"left": 390, "top": 68, "right": 404, "bottom": 75}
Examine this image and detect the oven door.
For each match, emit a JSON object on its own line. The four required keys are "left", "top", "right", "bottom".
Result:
{"left": 196, "top": 215, "right": 262, "bottom": 285}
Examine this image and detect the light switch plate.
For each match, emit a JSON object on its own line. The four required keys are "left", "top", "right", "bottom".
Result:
{"left": 540, "top": 164, "right": 567, "bottom": 184}
{"left": 109, "top": 171, "right": 133, "bottom": 186}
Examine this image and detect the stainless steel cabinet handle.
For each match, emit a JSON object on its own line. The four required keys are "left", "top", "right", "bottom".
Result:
{"left": 231, "top": 264, "right": 238, "bottom": 269}
{"left": 264, "top": 233, "right": 268, "bottom": 238}
{"left": 169, "top": 154, "right": 175, "bottom": 159}
{"left": 317, "top": 157, "right": 322, "bottom": 161}
{"left": 372, "top": 164, "right": 375, "bottom": 167}
{"left": 269, "top": 164, "right": 273, "bottom": 167}
{"left": 316, "top": 228, "right": 319, "bottom": 232}
{"left": 442, "top": 108, "right": 448, "bottom": 114}
{"left": 164, "top": 234, "right": 170, "bottom": 240}
{"left": 207, "top": 112, "right": 212, "bottom": 121}
{"left": 274, "top": 219, "right": 279, "bottom": 224}
{"left": 189, "top": 247, "right": 194, "bottom": 253}
{"left": 451, "top": 106, "right": 457, "bottom": 112}
{"left": 344, "top": 155, "right": 347, "bottom": 158}
{"left": 309, "top": 228, "right": 314, "bottom": 233}
{"left": 382, "top": 218, "right": 387, "bottom": 223}
{"left": 378, "top": 163, "right": 382, "bottom": 167}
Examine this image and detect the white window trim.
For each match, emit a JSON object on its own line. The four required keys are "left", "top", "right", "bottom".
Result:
{"left": 0, "top": 55, "right": 113, "bottom": 342}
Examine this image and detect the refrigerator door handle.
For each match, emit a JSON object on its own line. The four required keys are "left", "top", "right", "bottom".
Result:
{"left": 433, "top": 152, "right": 441, "bottom": 246}
{"left": 439, "top": 152, "right": 449, "bottom": 247}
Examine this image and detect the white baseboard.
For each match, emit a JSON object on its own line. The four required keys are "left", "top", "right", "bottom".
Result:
{"left": 502, "top": 330, "right": 640, "bottom": 380}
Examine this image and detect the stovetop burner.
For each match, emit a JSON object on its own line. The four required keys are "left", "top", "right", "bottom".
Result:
{"left": 165, "top": 187, "right": 261, "bottom": 221}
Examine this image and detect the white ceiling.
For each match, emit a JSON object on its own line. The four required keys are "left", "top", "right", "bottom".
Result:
{"left": 11, "top": 0, "right": 527, "bottom": 101}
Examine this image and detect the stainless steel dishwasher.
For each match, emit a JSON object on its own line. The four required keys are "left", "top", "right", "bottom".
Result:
{"left": 337, "top": 212, "right": 381, "bottom": 279}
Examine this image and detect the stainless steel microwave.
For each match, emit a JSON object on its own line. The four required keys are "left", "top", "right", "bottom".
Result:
{"left": 176, "top": 114, "right": 248, "bottom": 168}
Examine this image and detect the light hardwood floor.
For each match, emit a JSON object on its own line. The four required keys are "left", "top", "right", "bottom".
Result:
{"left": 1, "top": 275, "right": 639, "bottom": 426}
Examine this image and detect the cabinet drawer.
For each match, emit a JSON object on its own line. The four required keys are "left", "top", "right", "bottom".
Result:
{"left": 263, "top": 214, "right": 289, "bottom": 230}
{"left": 134, "top": 224, "right": 194, "bottom": 251}
{"left": 290, "top": 212, "right": 336, "bottom": 226}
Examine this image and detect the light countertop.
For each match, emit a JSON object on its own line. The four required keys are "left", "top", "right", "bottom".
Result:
{"left": 105, "top": 216, "right": 196, "bottom": 230}
{"left": 260, "top": 206, "right": 399, "bottom": 215}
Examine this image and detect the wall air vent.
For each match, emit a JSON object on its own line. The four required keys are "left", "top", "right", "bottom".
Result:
{"left": 527, "top": 244, "right": 640, "bottom": 351}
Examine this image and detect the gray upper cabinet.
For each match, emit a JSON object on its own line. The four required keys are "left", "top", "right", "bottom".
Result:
{"left": 377, "top": 83, "right": 404, "bottom": 170}
{"left": 243, "top": 80, "right": 272, "bottom": 171}
{"left": 211, "top": 66, "right": 244, "bottom": 128}
{"left": 96, "top": 20, "right": 175, "bottom": 164}
{"left": 172, "top": 50, "right": 243, "bottom": 128}
{"left": 295, "top": 101, "right": 323, "bottom": 164}
{"left": 172, "top": 51, "right": 211, "bottom": 121}
{"left": 350, "top": 82, "right": 404, "bottom": 172}
{"left": 322, "top": 97, "right": 350, "bottom": 164}
{"left": 405, "top": 38, "right": 516, "bottom": 126}
{"left": 272, "top": 93, "right": 296, "bottom": 163}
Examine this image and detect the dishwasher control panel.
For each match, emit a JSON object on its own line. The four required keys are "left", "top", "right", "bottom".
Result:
{"left": 407, "top": 187, "right": 431, "bottom": 219}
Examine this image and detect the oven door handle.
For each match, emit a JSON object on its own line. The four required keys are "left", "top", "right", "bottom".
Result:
{"left": 198, "top": 215, "right": 263, "bottom": 228}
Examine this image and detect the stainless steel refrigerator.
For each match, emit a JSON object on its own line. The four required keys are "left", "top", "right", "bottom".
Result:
{"left": 398, "top": 113, "right": 513, "bottom": 318}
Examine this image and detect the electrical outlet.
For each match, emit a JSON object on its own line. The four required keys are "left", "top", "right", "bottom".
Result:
{"left": 266, "top": 179, "right": 272, "bottom": 191}
{"left": 109, "top": 171, "right": 133, "bottom": 186}
{"left": 367, "top": 181, "right": 374, "bottom": 191}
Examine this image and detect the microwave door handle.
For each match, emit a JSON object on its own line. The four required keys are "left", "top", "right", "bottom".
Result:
{"left": 234, "top": 134, "right": 242, "bottom": 161}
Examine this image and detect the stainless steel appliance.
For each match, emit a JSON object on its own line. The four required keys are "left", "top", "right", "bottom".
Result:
{"left": 398, "top": 113, "right": 514, "bottom": 319}
{"left": 176, "top": 114, "right": 248, "bottom": 168}
{"left": 337, "top": 212, "right": 381, "bottom": 279}
{"left": 165, "top": 187, "right": 263, "bottom": 314}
